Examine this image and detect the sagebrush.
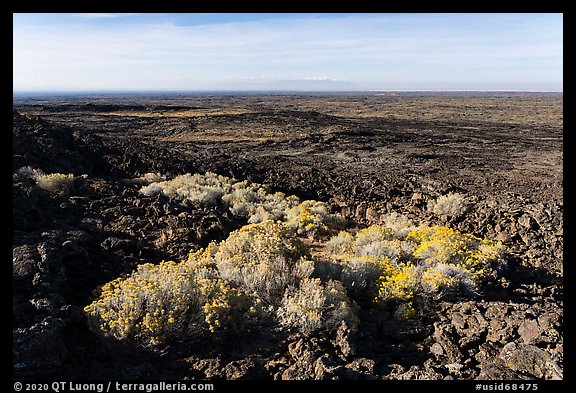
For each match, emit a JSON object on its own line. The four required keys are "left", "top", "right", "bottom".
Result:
{"left": 427, "top": 192, "right": 469, "bottom": 218}
{"left": 139, "top": 172, "right": 344, "bottom": 238}
{"left": 85, "top": 175, "right": 506, "bottom": 349}
{"left": 16, "top": 166, "right": 74, "bottom": 194}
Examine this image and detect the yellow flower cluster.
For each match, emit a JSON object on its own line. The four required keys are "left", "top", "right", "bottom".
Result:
{"left": 377, "top": 265, "right": 419, "bottom": 301}
{"left": 213, "top": 220, "right": 308, "bottom": 270}
{"left": 420, "top": 267, "right": 460, "bottom": 292}
{"left": 355, "top": 225, "right": 395, "bottom": 245}
{"left": 84, "top": 259, "right": 261, "bottom": 346}
{"left": 197, "top": 278, "right": 260, "bottom": 333}
{"left": 327, "top": 224, "right": 506, "bottom": 319}
{"left": 327, "top": 231, "right": 355, "bottom": 254}
{"left": 84, "top": 261, "right": 198, "bottom": 345}
{"left": 285, "top": 200, "right": 332, "bottom": 239}
{"left": 407, "top": 225, "right": 504, "bottom": 281}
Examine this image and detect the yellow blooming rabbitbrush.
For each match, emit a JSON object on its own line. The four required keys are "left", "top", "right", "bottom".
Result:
{"left": 326, "top": 222, "right": 506, "bottom": 318}
{"left": 84, "top": 173, "right": 507, "bottom": 347}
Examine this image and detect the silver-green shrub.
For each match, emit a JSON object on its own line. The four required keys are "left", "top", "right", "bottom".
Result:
{"left": 381, "top": 212, "right": 416, "bottom": 239}
{"left": 17, "top": 166, "right": 75, "bottom": 195}
{"left": 277, "top": 278, "right": 359, "bottom": 335}
{"left": 427, "top": 192, "right": 469, "bottom": 218}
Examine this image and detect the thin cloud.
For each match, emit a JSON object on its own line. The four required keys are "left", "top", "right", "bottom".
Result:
{"left": 13, "top": 13, "right": 563, "bottom": 91}
{"left": 299, "top": 76, "right": 348, "bottom": 82}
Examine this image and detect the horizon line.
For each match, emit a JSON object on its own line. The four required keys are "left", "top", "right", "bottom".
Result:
{"left": 13, "top": 89, "right": 564, "bottom": 95}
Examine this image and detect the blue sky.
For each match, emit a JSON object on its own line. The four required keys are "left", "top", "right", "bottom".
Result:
{"left": 13, "top": 13, "right": 563, "bottom": 92}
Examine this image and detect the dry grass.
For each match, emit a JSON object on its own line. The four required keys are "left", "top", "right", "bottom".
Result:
{"left": 163, "top": 134, "right": 284, "bottom": 143}
{"left": 285, "top": 96, "right": 563, "bottom": 127}
{"left": 93, "top": 109, "right": 251, "bottom": 118}
{"left": 17, "top": 93, "right": 562, "bottom": 129}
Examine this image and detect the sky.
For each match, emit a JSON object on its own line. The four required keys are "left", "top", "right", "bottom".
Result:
{"left": 13, "top": 13, "right": 563, "bottom": 92}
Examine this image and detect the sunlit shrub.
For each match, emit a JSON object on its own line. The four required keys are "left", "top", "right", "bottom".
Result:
{"left": 197, "top": 277, "right": 264, "bottom": 333}
{"left": 286, "top": 200, "right": 346, "bottom": 239}
{"left": 326, "top": 223, "right": 505, "bottom": 318}
{"left": 377, "top": 264, "right": 420, "bottom": 303}
{"left": 138, "top": 173, "right": 346, "bottom": 241}
{"left": 84, "top": 261, "right": 198, "bottom": 345}
{"left": 213, "top": 220, "right": 308, "bottom": 270}
{"left": 84, "top": 260, "right": 263, "bottom": 347}
{"left": 16, "top": 166, "right": 75, "bottom": 194}
{"left": 406, "top": 225, "right": 504, "bottom": 281}
{"left": 427, "top": 192, "right": 469, "bottom": 218}
{"left": 89, "top": 171, "right": 506, "bottom": 346}
{"left": 35, "top": 172, "right": 74, "bottom": 194}
{"left": 326, "top": 231, "right": 355, "bottom": 254}
{"left": 140, "top": 172, "right": 233, "bottom": 205}
{"left": 223, "top": 185, "right": 300, "bottom": 224}
{"left": 285, "top": 201, "right": 330, "bottom": 238}
{"left": 278, "top": 278, "right": 359, "bottom": 335}
{"left": 221, "top": 184, "right": 261, "bottom": 217}
{"left": 211, "top": 220, "right": 311, "bottom": 305}
{"left": 356, "top": 239, "right": 412, "bottom": 262}
{"left": 381, "top": 212, "right": 416, "bottom": 239}
{"left": 374, "top": 225, "right": 504, "bottom": 317}
{"left": 339, "top": 255, "right": 391, "bottom": 296}
{"left": 327, "top": 229, "right": 391, "bottom": 298}
{"left": 327, "top": 225, "right": 412, "bottom": 298}
{"left": 123, "top": 172, "right": 166, "bottom": 186}
{"left": 236, "top": 257, "right": 315, "bottom": 306}
{"left": 139, "top": 172, "right": 303, "bottom": 224}
{"left": 354, "top": 225, "right": 395, "bottom": 249}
